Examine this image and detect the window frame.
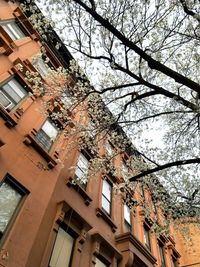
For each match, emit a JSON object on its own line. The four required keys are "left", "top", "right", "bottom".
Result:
{"left": 74, "top": 151, "right": 90, "bottom": 190}
{"left": 124, "top": 204, "right": 132, "bottom": 232}
{"left": 35, "top": 118, "right": 59, "bottom": 152}
{"left": 159, "top": 241, "right": 166, "bottom": 267}
{"left": 48, "top": 226, "right": 77, "bottom": 267}
{"left": 0, "top": 76, "right": 28, "bottom": 112}
{"left": 0, "top": 174, "right": 28, "bottom": 246}
{"left": 101, "top": 178, "right": 112, "bottom": 216}
{"left": 1, "top": 19, "right": 27, "bottom": 41}
{"left": 105, "top": 141, "right": 113, "bottom": 157}
{"left": 143, "top": 224, "right": 151, "bottom": 251}
{"left": 95, "top": 255, "right": 110, "bottom": 267}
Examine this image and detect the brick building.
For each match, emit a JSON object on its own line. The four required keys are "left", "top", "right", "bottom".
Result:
{"left": 0, "top": 1, "right": 199, "bottom": 267}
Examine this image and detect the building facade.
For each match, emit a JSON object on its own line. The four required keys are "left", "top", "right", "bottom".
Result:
{"left": 0, "top": 1, "right": 198, "bottom": 267}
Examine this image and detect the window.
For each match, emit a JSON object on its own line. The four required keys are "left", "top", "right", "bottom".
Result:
{"left": 0, "top": 78, "right": 28, "bottom": 112}
{"left": 49, "top": 227, "right": 75, "bottom": 267}
{"left": 32, "top": 56, "right": 49, "bottom": 78}
{"left": 1, "top": 20, "right": 26, "bottom": 40}
{"left": 0, "top": 176, "right": 27, "bottom": 240}
{"left": 102, "top": 179, "right": 112, "bottom": 216}
{"left": 74, "top": 152, "right": 89, "bottom": 188}
{"left": 61, "top": 90, "right": 73, "bottom": 108}
{"left": 159, "top": 243, "right": 166, "bottom": 267}
{"left": 140, "top": 184, "right": 145, "bottom": 198}
{"left": 121, "top": 162, "right": 129, "bottom": 181}
{"left": 144, "top": 225, "right": 151, "bottom": 250}
{"left": 95, "top": 257, "right": 109, "bottom": 267}
{"left": 171, "top": 256, "right": 177, "bottom": 267}
{"left": 124, "top": 204, "right": 131, "bottom": 231}
{"left": 106, "top": 142, "right": 113, "bottom": 157}
{"left": 35, "top": 119, "right": 59, "bottom": 151}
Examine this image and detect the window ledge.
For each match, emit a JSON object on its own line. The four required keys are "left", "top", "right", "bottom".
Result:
{"left": 96, "top": 208, "right": 117, "bottom": 233}
{"left": 115, "top": 232, "right": 157, "bottom": 265}
{"left": 0, "top": 37, "right": 13, "bottom": 56}
{"left": 23, "top": 131, "right": 58, "bottom": 169}
{"left": 0, "top": 106, "right": 18, "bottom": 128}
{"left": 66, "top": 177, "right": 92, "bottom": 206}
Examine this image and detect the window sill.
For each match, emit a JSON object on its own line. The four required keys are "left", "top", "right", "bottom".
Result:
{"left": 23, "top": 130, "right": 58, "bottom": 169}
{"left": 0, "top": 106, "right": 18, "bottom": 128}
{"left": 96, "top": 208, "right": 117, "bottom": 233}
{"left": 66, "top": 177, "right": 92, "bottom": 206}
{"left": 0, "top": 38, "right": 13, "bottom": 56}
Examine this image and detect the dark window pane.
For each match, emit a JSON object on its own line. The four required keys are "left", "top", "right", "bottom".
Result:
{"left": 144, "top": 226, "right": 151, "bottom": 250}
{"left": 35, "top": 129, "right": 52, "bottom": 151}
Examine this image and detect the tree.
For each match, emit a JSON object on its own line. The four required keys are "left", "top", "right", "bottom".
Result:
{"left": 21, "top": 0, "right": 200, "bottom": 228}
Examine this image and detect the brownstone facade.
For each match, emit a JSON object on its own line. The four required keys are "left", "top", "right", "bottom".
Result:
{"left": 0, "top": 1, "right": 198, "bottom": 267}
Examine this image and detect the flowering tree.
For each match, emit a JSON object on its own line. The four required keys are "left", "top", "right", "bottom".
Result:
{"left": 21, "top": 0, "right": 200, "bottom": 228}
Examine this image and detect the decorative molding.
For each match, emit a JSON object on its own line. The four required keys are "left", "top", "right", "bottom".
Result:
{"left": 23, "top": 131, "right": 58, "bottom": 169}
{"left": 115, "top": 232, "right": 157, "bottom": 265}
{"left": 0, "top": 36, "right": 13, "bottom": 56}
{"left": 0, "top": 106, "right": 18, "bottom": 128}
{"left": 96, "top": 208, "right": 117, "bottom": 233}
{"left": 66, "top": 177, "right": 92, "bottom": 206}
{"left": 13, "top": 7, "right": 40, "bottom": 41}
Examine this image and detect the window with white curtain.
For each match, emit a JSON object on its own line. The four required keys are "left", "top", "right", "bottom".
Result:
{"left": 1, "top": 20, "right": 26, "bottom": 40}
{"left": 0, "top": 78, "right": 28, "bottom": 111}
{"left": 49, "top": 227, "right": 75, "bottom": 267}
{"left": 35, "top": 118, "right": 59, "bottom": 151}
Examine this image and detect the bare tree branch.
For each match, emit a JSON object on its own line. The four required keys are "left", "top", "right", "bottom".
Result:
{"left": 72, "top": 0, "right": 200, "bottom": 93}
{"left": 129, "top": 158, "right": 200, "bottom": 181}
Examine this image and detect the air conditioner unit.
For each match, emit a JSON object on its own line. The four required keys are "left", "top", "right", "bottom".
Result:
{"left": 0, "top": 91, "right": 13, "bottom": 110}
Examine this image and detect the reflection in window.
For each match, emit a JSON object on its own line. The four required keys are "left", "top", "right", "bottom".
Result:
{"left": 32, "top": 56, "right": 49, "bottom": 78}
{"left": 0, "top": 78, "right": 28, "bottom": 112}
{"left": 49, "top": 227, "right": 75, "bottom": 267}
{"left": 106, "top": 142, "right": 113, "bottom": 157}
{"left": 102, "top": 179, "right": 112, "bottom": 216}
{"left": 124, "top": 204, "right": 131, "bottom": 231}
{"left": 2, "top": 20, "right": 26, "bottom": 40}
{"left": 121, "top": 163, "right": 129, "bottom": 181}
{"left": 35, "top": 118, "right": 59, "bottom": 151}
{"left": 144, "top": 225, "right": 151, "bottom": 250}
{"left": 0, "top": 177, "right": 26, "bottom": 239}
{"left": 74, "top": 152, "right": 89, "bottom": 189}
